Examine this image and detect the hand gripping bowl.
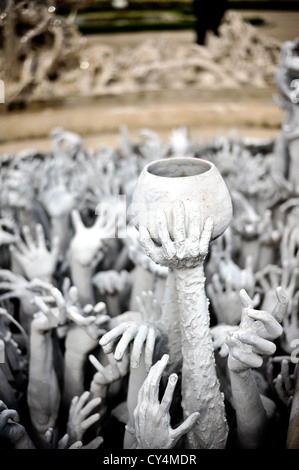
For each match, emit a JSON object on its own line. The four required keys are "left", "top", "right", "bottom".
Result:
{"left": 130, "top": 156, "right": 233, "bottom": 242}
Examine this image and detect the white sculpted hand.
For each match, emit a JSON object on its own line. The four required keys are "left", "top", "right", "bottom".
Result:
{"left": 139, "top": 200, "right": 213, "bottom": 269}
{"left": 133, "top": 354, "right": 199, "bottom": 449}
{"left": 226, "top": 288, "right": 287, "bottom": 373}
{"left": 9, "top": 224, "right": 59, "bottom": 282}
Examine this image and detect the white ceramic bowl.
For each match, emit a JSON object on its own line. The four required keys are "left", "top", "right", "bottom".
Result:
{"left": 131, "top": 157, "right": 233, "bottom": 241}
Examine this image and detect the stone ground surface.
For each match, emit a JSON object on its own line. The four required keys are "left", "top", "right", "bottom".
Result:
{"left": 0, "top": 9, "right": 298, "bottom": 154}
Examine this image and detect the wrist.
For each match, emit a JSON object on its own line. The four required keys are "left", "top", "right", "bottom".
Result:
{"left": 90, "top": 380, "right": 108, "bottom": 398}
{"left": 228, "top": 360, "right": 251, "bottom": 376}
{"left": 69, "top": 254, "right": 93, "bottom": 269}
{"left": 174, "top": 264, "right": 206, "bottom": 293}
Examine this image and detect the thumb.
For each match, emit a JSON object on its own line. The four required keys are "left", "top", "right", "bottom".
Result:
{"left": 171, "top": 411, "right": 200, "bottom": 442}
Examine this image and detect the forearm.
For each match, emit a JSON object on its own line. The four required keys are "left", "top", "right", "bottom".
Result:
{"left": 63, "top": 349, "right": 86, "bottom": 407}
{"left": 51, "top": 215, "right": 72, "bottom": 256}
{"left": 175, "top": 264, "right": 228, "bottom": 449}
{"left": 69, "top": 259, "right": 95, "bottom": 305}
{"left": 124, "top": 350, "right": 148, "bottom": 449}
{"left": 160, "top": 269, "right": 182, "bottom": 372}
{"left": 28, "top": 331, "right": 61, "bottom": 434}
{"left": 229, "top": 368, "right": 268, "bottom": 448}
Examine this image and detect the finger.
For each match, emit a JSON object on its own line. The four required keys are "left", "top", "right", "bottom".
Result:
{"left": 89, "top": 354, "right": 107, "bottom": 376}
{"left": 145, "top": 326, "right": 156, "bottom": 372}
{"left": 0, "top": 270, "right": 20, "bottom": 282}
{"left": 139, "top": 226, "right": 161, "bottom": 264}
{"left": 101, "top": 338, "right": 119, "bottom": 355}
{"left": 83, "top": 304, "right": 94, "bottom": 315}
{"left": 35, "top": 224, "right": 46, "bottom": 248}
{"left": 48, "top": 286, "right": 63, "bottom": 305}
{"left": 23, "top": 225, "right": 35, "bottom": 250}
{"left": 118, "top": 350, "right": 129, "bottom": 375}
{"left": 81, "top": 396, "right": 102, "bottom": 418}
{"left": 81, "top": 413, "right": 100, "bottom": 431}
{"left": 173, "top": 200, "right": 186, "bottom": 243}
{"left": 247, "top": 308, "right": 283, "bottom": 339}
{"left": 69, "top": 395, "right": 79, "bottom": 415}
{"left": 69, "top": 285, "right": 79, "bottom": 304}
{"left": 130, "top": 324, "right": 148, "bottom": 369}
{"left": 71, "top": 209, "right": 84, "bottom": 232}
{"left": 188, "top": 208, "right": 201, "bottom": 245}
{"left": 0, "top": 409, "right": 19, "bottom": 426}
{"left": 114, "top": 325, "right": 138, "bottom": 361}
{"left": 94, "top": 314, "right": 110, "bottom": 327}
{"left": 171, "top": 412, "right": 200, "bottom": 442}
{"left": 94, "top": 302, "right": 107, "bottom": 315}
{"left": 81, "top": 436, "right": 103, "bottom": 449}
{"left": 44, "top": 427, "right": 53, "bottom": 444}
{"left": 99, "top": 323, "right": 128, "bottom": 347}
{"left": 34, "top": 296, "right": 58, "bottom": 328}
{"left": 68, "top": 306, "right": 96, "bottom": 326}
{"left": 75, "top": 391, "right": 91, "bottom": 413}
{"left": 237, "top": 333, "right": 276, "bottom": 356}
{"left": 157, "top": 210, "right": 176, "bottom": 259}
{"left": 239, "top": 289, "right": 254, "bottom": 309}
{"left": 272, "top": 286, "right": 288, "bottom": 323}
{"left": 57, "top": 433, "right": 69, "bottom": 449}
{"left": 239, "top": 289, "right": 255, "bottom": 328}
{"left": 147, "top": 354, "right": 169, "bottom": 403}
{"left": 62, "top": 276, "right": 71, "bottom": 295}
{"left": 38, "top": 295, "right": 57, "bottom": 304}
{"left": 160, "top": 373, "right": 178, "bottom": 414}
{"left": 29, "top": 278, "right": 53, "bottom": 292}
{"left": 106, "top": 351, "right": 122, "bottom": 376}
{"left": 199, "top": 217, "right": 213, "bottom": 255}
{"left": 274, "top": 374, "right": 289, "bottom": 405}
{"left": 231, "top": 348, "right": 263, "bottom": 369}
{"left": 69, "top": 441, "right": 83, "bottom": 449}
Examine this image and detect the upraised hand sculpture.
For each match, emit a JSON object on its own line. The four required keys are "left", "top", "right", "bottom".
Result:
{"left": 226, "top": 288, "right": 287, "bottom": 448}
{"left": 131, "top": 157, "right": 232, "bottom": 449}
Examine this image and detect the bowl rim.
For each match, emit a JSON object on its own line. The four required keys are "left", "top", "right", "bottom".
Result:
{"left": 144, "top": 156, "right": 214, "bottom": 179}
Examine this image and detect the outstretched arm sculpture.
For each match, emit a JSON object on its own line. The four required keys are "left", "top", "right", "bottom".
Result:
{"left": 132, "top": 157, "right": 232, "bottom": 449}
{"left": 140, "top": 202, "right": 228, "bottom": 448}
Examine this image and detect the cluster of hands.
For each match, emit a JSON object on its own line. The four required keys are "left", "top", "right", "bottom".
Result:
{"left": 0, "top": 126, "right": 299, "bottom": 449}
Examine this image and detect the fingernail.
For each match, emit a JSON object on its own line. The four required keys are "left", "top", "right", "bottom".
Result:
{"left": 169, "top": 374, "right": 177, "bottom": 384}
